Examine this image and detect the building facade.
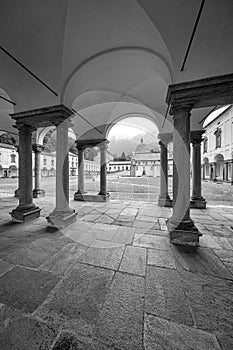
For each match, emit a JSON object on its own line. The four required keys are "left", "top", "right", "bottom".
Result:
{"left": 0, "top": 142, "right": 100, "bottom": 178}
{"left": 130, "top": 138, "right": 160, "bottom": 177}
{"left": 107, "top": 160, "right": 131, "bottom": 173}
{"left": 202, "top": 105, "right": 233, "bottom": 183}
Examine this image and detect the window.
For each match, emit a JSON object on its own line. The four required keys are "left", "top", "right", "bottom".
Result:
{"left": 10, "top": 154, "right": 16, "bottom": 163}
{"left": 51, "top": 159, "right": 54, "bottom": 166}
{"left": 214, "top": 128, "right": 222, "bottom": 149}
{"left": 203, "top": 137, "right": 208, "bottom": 153}
{"left": 43, "top": 158, "right": 47, "bottom": 165}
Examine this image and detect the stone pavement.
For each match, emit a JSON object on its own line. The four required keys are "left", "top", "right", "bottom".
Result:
{"left": 0, "top": 196, "right": 233, "bottom": 349}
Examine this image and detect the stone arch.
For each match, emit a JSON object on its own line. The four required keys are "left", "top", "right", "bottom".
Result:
{"left": 215, "top": 153, "right": 224, "bottom": 180}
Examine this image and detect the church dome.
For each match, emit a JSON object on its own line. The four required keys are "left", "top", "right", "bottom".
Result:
{"left": 135, "top": 137, "right": 150, "bottom": 154}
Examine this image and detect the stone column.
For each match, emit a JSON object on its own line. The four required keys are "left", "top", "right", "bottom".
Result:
{"left": 32, "top": 144, "right": 45, "bottom": 198}
{"left": 167, "top": 105, "right": 199, "bottom": 246}
{"left": 224, "top": 162, "right": 228, "bottom": 181}
{"left": 98, "top": 141, "right": 109, "bottom": 199}
{"left": 73, "top": 146, "right": 86, "bottom": 200}
{"left": 10, "top": 124, "right": 41, "bottom": 222}
{"left": 231, "top": 160, "right": 233, "bottom": 185}
{"left": 158, "top": 139, "right": 172, "bottom": 207}
{"left": 212, "top": 162, "right": 217, "bottom": 181}
{"left": 190, "top": 131, "right": 206, "bottom": 209}
{"left": 47, "top": 120, "right": 76, "bottom": 228}
{"left": 77, "top": 147, "right": 85, "bottom": 194}
{"left": 14, "top": 145, "right": 20, "bottom": 197}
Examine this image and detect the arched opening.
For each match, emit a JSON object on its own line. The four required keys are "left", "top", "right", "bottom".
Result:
{"left": 215, "top": 154, "right": 224, "bottom": 180}
{"left": 203, "top": 157, "right": 209, "bottom": 179}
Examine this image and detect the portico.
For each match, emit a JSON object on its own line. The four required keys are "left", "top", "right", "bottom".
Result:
{"left": 166, "top": 73, "right": 233, "bottom": 246}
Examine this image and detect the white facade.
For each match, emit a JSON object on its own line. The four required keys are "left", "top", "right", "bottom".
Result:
{"left": 0, "top": 144, "right": 100, "bottom": 178}
{"left": 0, "top": 143, "right": 18, "bottom": 177}
{"left": 107, "top": 161, "right": 131, "bottom": 173}
{"left": 202, "top": 105, "right": 233, "bottom": 182}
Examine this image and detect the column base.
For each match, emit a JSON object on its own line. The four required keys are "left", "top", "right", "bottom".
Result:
{"left": 74, "top": 192, "right": 110, "bottom": 202}
{"left": 46, "top": 208, "right": 77, "bottom": 230}
{"left": 10, "top": 205, "right": 41, "bottom": 222}
{"left": 33, "top": 189, "right": 45, "bottom": 198}
{"left": 190, "top": 198, "right": 206, "bottom": 209}
{"left": 158, "top": 196, "right": 172, "bottom": 207}
{"left": 167, "top": 218, "right": 201, "bottom": 247}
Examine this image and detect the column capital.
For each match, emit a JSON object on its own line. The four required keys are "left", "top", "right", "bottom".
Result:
{"left": 191, "top": 130, "right": 204, "bottom": 145}
{"left": 15, "top": 123, "right": 36, "bottom": 134}
{"left": 99, "top": 140, "right": 109, "bottom": 151}
{"left": 32, "top": 144, "right": 44, "bottom": 153}
{"left": 170, "top": 103, "right": 193, "bottom": 117}
{"left": 158, "top": 132, "right": 172, "bottom": 145}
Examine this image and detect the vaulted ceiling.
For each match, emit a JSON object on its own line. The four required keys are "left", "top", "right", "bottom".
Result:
{"left": 0, "top": 0, "right": 232, "bottom": 136}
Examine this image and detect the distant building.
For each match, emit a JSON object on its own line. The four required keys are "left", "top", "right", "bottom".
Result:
{"left": 202, "top": 105, "right": 233, "bottom": 183}
{"left": 0, "top": 141, "right": 100, "bottom": 178}
{"left": 107, "top": 160, "right": 131, "bottom": 173}
{"left": 130, "top": 137, "right": 160, "bottom": 177}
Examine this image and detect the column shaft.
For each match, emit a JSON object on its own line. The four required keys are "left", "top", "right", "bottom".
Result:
{"left": 168, "top": 106, "right": 199, "bottom": 246}
{"left": 33, "top": 145, "right": 45, "bottom": 197}
{"left": 10, "top": 124, "right": 41, "bottom": 221}
{"left": 55, "top": 122, "right": 70, "bottom": 211}
{"left": 99, "top": 142, "right": 108, "bottom": 196}
{"left": 77, "top": 148, "right": 85, "bottom": 193}
{"left": 158, "top": 141, "right": 171, "bottom": 206}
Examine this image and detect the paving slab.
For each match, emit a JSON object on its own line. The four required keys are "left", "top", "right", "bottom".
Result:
{"left": 213, "top": 248, "right": 233, "bottom": 274}
{"left": 144, "top": 314, "right": 221, "bottom": 350}
{"left": 146, "top": 266, "right": 193, "bottom": 326}
{"left": 39, "top": 242, "right": 88, "bottom": 275}
{"left": 0, "top": 260, "right": 14, "bottom": 277}
{"left": 5, "top": 236, "right": 70, "bottom": 268}
{"left": 35, "top": 264, "right": 114, "bottom": 337}
{"left": 52, "top": 332, "right": 111, "bottom": 350}
{"left": 133, "top": 234, "right": 170, "bottom": 250}
{"left": 78, "top": 241, "right": 125, "bottom": 270}
{"left": 0, "top": 315, "right": 57, "bottom": 350}
{"left": 94, "top": 271, "right": 144, "bottom": 350}
{"left": 171, "top": 246, "right": 233, "bottom": 279}
{"left": 215, "top": 332, "right": 233, "bottom": 350}
{"left": 112, "top": 226, "right": 135, "bottom": 244}
{"left": 119, "top": 245, "right": 147, "bottom": 276}
{"left": 148, "top": 248, "right": 176, "bottom": 269}
{"left": 94, "top": 214, "right": 115, "bottom": 224}
{"left": 0, "top": 266, "right": 60, "bottom": 313}
{"left": 181, "top": 270, "right": 233, "bottom": 333}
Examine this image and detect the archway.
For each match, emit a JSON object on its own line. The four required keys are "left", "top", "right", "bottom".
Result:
{"left": 215, "top": 154, "right": 224, "bottom": 180}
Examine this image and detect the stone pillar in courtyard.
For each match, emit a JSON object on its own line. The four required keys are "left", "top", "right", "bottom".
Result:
{"left": 10, "top": 124, "right": 41, "bottom": 221}
{"left": 190, "top": 131, "right": 206, "bottom": 209}
{"left": 98, "top": 140, "right": 109, "bottom": 200}
{"left": 74, "top": 146, "right": 86, "bottom": 200}
{"left": 32, "top": 144, "right": 45, "bottom": 198}
{"left": 14, "top": 145, "right": 20, "bottom": 197}
{"left": 212, "top": 162, "right": 217, "bottom": 181}
{"left": 231, "top": 159, "right": 233, "bottom": 185}
{"left": 158, "top": 134, "right": 172, "bottom": 207}
{"left": 47, "top": 119, "right": 76, "bottom": 228}
{"left": 167, "top": 105, "right": 200, "bottom": 246}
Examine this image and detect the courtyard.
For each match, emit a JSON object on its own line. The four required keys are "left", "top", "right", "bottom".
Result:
{"left": 0, "top": 175, "right": 233, "bottom": 349}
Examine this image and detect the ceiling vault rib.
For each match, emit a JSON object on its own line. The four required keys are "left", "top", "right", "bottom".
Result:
{"left": 71, "top": 108, "right": 103, "bottom": 135}
{"left": 180, "top": 0, "right": 206, "bottom": 71}
{"left": 0, "top": 45, "right": 58, "bottom": 96}
{"left": 0, "top": 95, "right": 16, "bottom": 106}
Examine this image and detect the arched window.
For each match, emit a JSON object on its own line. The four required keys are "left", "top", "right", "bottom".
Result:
{"left": 10, "top": 153, "right": 16, "bottom": 163}
{"left": 203, "top": 137, "right": 208, "bottom": 153}
{"left": 214, "top": 128, "right": 222, "bottom": 149}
